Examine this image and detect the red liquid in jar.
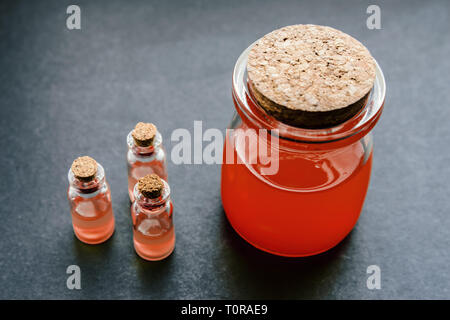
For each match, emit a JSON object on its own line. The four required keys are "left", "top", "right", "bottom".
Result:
{"left": 69, "top": 187, "right": 115, "bottom": 244}
{"left": 221, "top": 128, "right": 372, "bottom": 257}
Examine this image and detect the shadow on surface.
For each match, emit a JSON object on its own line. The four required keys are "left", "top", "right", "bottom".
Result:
{"left": 71, "top": 234, "right": 116, "bottom": 290}
{"left": 72, "top": 233, "right": 115, "bottom": 262}
{"left": 218, "top": 209, "right": 353, "bottom": 299}
{"left": 134, "top": 249, "right": 175, "bottom": 287}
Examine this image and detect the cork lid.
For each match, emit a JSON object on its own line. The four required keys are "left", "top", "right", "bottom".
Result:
{"left": 137, "top": 174, "right": 164, "bottom": 199}
{"left": 71, "top": 156, "right": 98, "bottom": 182}
{"left": 132, "top": 122, "right": 157, "bottom": 147}
{"left": 247, "top": 24, "right": 376, "bottom": 128}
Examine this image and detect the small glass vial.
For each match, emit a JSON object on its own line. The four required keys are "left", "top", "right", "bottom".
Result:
{"left": 131, "top": 174, "right": 175, "bottom": 261}
{"left": 127, "top": 122, "right": 168, "bottom": 202}
{"left": 67, "top": 156, "right": 115, "bottom": 244}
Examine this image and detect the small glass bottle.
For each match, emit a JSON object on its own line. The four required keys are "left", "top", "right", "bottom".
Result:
{"left": 67, "top": 156, "right": 115, "bottom": 244}
{"left": 131, "top": 174, "right": 175, "bottom": 261}
{"left": 127, "top": 122, "right": 168, "bottom": 202}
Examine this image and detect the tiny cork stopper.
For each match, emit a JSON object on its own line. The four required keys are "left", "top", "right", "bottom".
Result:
{"left": 247, "top": 24, "right": 376, "bottom": 128}
{"left": 71, "top": 156, "right": 98, "bottom": 182}
{"left": 137, "top": 174, "right": 164, "bottom": 199}
{"left": 132, "top": 122, "right": 157, "bottom": 147}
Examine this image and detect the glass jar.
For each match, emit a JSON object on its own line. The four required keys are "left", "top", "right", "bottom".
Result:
{"left": 67, "top": 162, "right": 115, "bottom": 244}
{"left": 221, "top": 43, "right": 386, "bottom": 257}
{"left": 131, "top": 178, "right": 175, "bottom": 261}
{"left": 127, "top": 131, "right": 168, "bottom": 202}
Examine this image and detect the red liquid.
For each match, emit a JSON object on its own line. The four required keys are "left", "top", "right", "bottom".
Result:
{"left": 221, "top": 130, "right": 372, "bottom": 257}
{"left": 132, "top": 203, "right": 175, "bottom": 261}
{"left": 69, "top": 186, "right": 115, "bottom": 244}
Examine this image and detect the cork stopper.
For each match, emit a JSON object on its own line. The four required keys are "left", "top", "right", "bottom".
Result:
{"left": 137, "top": 174, "right": 164, "bottom": 199}
{"left": 132, "top": 122, "right": 157, "bottom": 147}
{"left": 71, "top": 156, "right": 98, "bottom": 182}
{"left": 247, "top": 24, "right": 376, "bottom": 128}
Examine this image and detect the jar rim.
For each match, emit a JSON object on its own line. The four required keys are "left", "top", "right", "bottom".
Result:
{"left": 232, "top": 41, "right": 386, "bottom": 143}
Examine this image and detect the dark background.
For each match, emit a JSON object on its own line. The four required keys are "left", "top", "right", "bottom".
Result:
{"left": 0, "top": 0, "right": 449, "bottom": 299}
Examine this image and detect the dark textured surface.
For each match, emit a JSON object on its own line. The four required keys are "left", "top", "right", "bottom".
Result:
{"left": 0, "top": 0, "right": 449, "bottom": 299}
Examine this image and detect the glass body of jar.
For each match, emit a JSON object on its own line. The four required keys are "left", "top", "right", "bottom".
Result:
{"left": 127, "top": 131, "right": 168, "bottom": 202}
{"left": 67, "top": 163, "right": 115, "bottom": 244}
{"left": 131, "top": 179, "right": 175, "bottom": 261}
{"left": 221, "top": 43, "right": 386, "bottom": 257}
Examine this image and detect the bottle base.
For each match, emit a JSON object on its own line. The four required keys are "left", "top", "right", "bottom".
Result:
{"left": 73, "top": 219, "right": 115, "bottom": 245}
{"left": 134, "top": 242, "right": 175, "bottom": 261}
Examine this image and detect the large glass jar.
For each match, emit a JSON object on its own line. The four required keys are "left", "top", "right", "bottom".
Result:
{"left": 221, "top": 43, "right": 386, "bottom": 257}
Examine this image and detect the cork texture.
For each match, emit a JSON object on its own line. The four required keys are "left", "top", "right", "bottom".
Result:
{"left": 137, "top": 174, "right": 164, "bottom": 199}
{"left": 247, "top": 24, "right": 376, "bottom": 128}
{"left": 71, "top": 156, "right": 97, "bottom": 182}
{"left": 132, "top": 122, "right": 157, "bottom": 147}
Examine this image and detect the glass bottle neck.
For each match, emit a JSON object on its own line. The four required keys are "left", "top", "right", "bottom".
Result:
{"left": 133, "top": 179, "right": 171, "bottom": 210}
{"left": 68, "top": 163, "right": 107, "bottom": 194}
{"left": 136, "top": 199, "right": 170, "bottom": 215}
{"left": 127, "top": 131, "right": 163, "bottom": 156}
